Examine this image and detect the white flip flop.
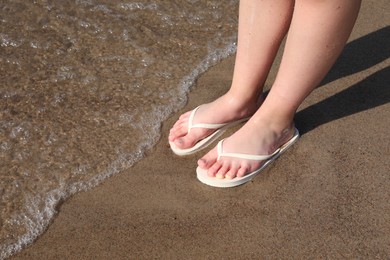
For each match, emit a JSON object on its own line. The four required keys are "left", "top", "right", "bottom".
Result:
{"left": 196, "top": 127, "right": 300, "bottom": 188}
{"left": 169, "top": 106, "right": 249, "bottom": 156}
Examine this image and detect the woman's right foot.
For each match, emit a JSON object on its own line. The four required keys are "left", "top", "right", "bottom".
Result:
{"left": 168, "top": 92, "right": 261, "bottom": 150}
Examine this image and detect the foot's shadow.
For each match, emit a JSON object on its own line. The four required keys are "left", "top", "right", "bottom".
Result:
{"left": 295, "top": 26, "right": 390, "bottom": 134}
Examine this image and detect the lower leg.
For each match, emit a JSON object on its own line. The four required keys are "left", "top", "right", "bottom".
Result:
{"left": 199, "top": 0, "right": 361, "bottom": 179}
{"left": 227, "top": 0, "right": 294, "bottom": 102}
{"left": 261, "top": 0, "right": 362, "bottom": 121}
{"left": 169, "top": 0, "right": 294, "bottom": 149}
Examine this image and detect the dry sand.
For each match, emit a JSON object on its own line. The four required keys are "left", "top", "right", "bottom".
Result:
{"left": 12, "top": 1, "right": 390, "bottom": 259}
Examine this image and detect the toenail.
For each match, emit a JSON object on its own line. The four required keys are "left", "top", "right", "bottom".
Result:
{"left": 198, "top": 158, "right": 206, "bottom": 165}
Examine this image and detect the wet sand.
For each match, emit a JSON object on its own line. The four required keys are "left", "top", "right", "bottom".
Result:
{"left": 12, "top": 1, "right": 390, "bottom": 259}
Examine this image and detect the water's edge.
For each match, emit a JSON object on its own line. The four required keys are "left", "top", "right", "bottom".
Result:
{"left": 0, "top": 44, "right": 237, "bottom": 260}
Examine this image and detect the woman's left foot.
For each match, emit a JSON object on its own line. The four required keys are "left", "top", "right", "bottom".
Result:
{"left": 197, "top": 117, "right": 296, "bottom": 180}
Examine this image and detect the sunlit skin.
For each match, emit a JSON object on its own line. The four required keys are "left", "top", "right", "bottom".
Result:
{"left": 169, "top": 0, "right": 361, "bottom": 179}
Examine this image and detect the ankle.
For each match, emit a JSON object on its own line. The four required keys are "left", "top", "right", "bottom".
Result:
{"left": 249, "top": 118, "right": 295, "bottom": 154}
{"left": 252, "top": 111, "right": 294, "bottom": 137}
{"left": 224, "top": 90, "right": 260, "bottom": 113}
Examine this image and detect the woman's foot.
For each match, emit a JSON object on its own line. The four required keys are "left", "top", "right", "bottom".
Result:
{"left": 197, "top": 115, "right": 296, "bottom": 180}
{"left": 168, "top": 92, "right": 261, "bottom": 150}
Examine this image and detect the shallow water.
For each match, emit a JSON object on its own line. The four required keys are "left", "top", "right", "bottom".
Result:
{"left": 0, "top": 0, "right": 239, "bottom": 258}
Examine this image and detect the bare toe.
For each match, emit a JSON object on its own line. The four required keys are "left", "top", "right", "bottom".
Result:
{"left": 173, "top": 132, "right": 197, "bottom": 149}
{"left": 237, "top": 165, "right": 249, "bottom": 178}
{"left": 169, "top": 123, "right": 189, "bottom": 142}
{"left": 215, "top": 163, "right": 230, "bottom": 179}
{"left": 168, "top": 111, "right": 192, "bottom": 141}
{"left": 207, "top": 161, "right": 223, "bottom": 177}
{"left": 197, "top": 147, "right": 218, "bottom": 169}
{"left": 225, "top": 164, "right": 239, "bottom": 179}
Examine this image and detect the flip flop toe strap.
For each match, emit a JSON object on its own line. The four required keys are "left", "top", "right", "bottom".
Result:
{"left": 188, "top": 106, "right": 228, "bottom": 133}
{"left": 217, "top": 139, "right": 280, "bottom": 161}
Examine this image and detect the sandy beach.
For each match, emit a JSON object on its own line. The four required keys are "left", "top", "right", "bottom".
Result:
{"left": 11, "top": 0, "right": 390, "bottom": 259}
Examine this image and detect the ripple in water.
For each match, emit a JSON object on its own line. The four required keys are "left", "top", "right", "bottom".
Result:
{"left": 0, "top": 0, "right": 239, "bottom": 258}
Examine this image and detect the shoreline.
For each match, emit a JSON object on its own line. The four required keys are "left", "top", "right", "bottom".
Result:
{"left": 11, "top": 1, "right": 390, "bottom": 259}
